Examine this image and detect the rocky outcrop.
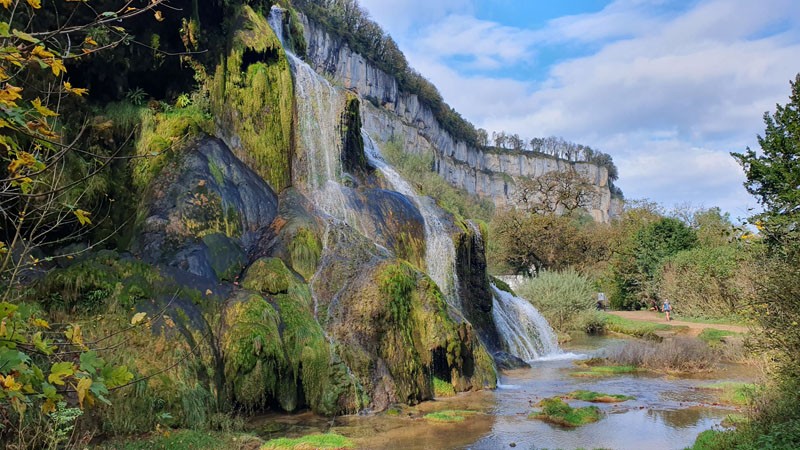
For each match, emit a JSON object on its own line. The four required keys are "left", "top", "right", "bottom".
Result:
{"left": 300, "top": 17, "right": 620, "bottom": 223}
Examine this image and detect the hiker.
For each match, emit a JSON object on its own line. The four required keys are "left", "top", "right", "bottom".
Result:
{"left": 596, "top": 292, "right": 607, "bottom": 311}
{"left": 662, "top": 299, "right": 672, "bottom": 321}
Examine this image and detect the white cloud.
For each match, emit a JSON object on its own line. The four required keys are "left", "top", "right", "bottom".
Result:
{"left": 356, "top": 0, "right": 474, "bottom": 33}
{"left": 356, "top": 0, "right": 800, "bottom": 215}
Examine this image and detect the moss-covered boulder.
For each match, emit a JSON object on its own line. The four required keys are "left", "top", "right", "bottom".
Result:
{"left": 312, "top": 226, "right": 495, "bottom": 411}
{"left": 212, "top": 5, "right": 294, "bottom": 193}
{"left": 133, "top": 137, "right": 277, "bottom": 284}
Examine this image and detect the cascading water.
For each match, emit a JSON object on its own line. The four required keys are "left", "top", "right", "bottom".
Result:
{"left": 491, "top": 284, "right": 562, "bottom": 361}
{"left": 362, "top": 134, "right": 460, "bottom": 308}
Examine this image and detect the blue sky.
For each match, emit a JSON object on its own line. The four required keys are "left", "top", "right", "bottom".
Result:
{"left": 356, "top": 0, "right": 800, "bottom": 220}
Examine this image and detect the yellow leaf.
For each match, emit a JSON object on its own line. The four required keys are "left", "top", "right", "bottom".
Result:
{"left": 27, "top": 120, "right": 59, "bottom": 139}
{"left": 0, "top": 66, "right": 8, "bottom": 81}
{"left": 154, "top": 10, "right": 164, "bottom": 22}
{"left": 65, "top": 324, "right": 84, "bottom": 346}
{"left": 74, "top": 209, "right": 92, "bottom": 226}
{"left": 1, "top": 374, "right": 22, "bottom": 391}
{"left": 0, "top": 241, "right": 7, "bottom": 256}
{"left": 0, "top": 0, "right": 11, "bottom": 9}
{"left": 48, "top": 362, "right": 75, "bottom": 386}
{"left": 32, "top": 318, "right": 50, "bottom": 328}
{"left": 7, "top": 151, "right": 38, "bottom": 176}
{"left": 32, "top": 97, "right": 58, "bottom": 117}
{"left": 26, "top": 0, "right": 41, "bottom": 9}
{"left": 64, "top": 81, "right": 88, "bottom": 97}
{"left": 83, "top": 36, "right": 97, "bottom": 46}
{"left": 130, "top": 312, "right": 147, "bottom": 326}
{"left": 31, "top": 46, "right": 55, "bottom": 60}
{"left": 75, "top": 377, "right": 92, "bottom": 408}
{"left": 41, "top": 399, "right": 56, "bottom": 414}
{"left": 48, "top": 58, "right": 66, "bottom": 76}
{"left": 0, "top": 84, "right": 23, "bottom": 107}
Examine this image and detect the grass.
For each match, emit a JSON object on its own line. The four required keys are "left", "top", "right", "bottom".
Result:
{"left": 570, "top": 358, "right": 639, "bottom": 378}
{"left": 423, "top": 410, "right": 479, "bottom": 423}
{"left": 603, "top": 313, "right": 687, "bottom": 339}
{"left": 433, "top": 377, "right": 456, "bottom": 397}
{"left": 94, "top": 430, "right": 261, "bottom": 450}
{"left": 564, "top": 390, "right": 634, "bottom": 403}
{"left": 700, "top": 382, "right": 757, "bottom": 406}
{"left": 698, "top": 328, "right": 741, "bottom": 345}
{"left": 260, "top": 433, "right": 354, "bottom": 449}
{"left": 529, "top": 397, "right": 602, "bottom": 427}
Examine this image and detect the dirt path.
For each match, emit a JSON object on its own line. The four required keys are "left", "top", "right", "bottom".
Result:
{"left": 608, "top": 310, "right": 750, "bottom": 336}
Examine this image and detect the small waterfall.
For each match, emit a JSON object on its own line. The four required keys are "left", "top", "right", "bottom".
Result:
{"left": 362, "top": 134, "right": 460, "bottom": 308}
{"left": 268, "top": 5, "right": 285, "bottom": 47}
{"left": 491, "top": 284, "right": 561, "bottom": 361}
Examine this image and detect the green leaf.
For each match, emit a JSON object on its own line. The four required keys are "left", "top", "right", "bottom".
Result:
{"left": 79, "top": 351, "right": 103, "bottom": 374}
{"left": 0, "top": 22, "right": 9, "bottom": 37}
{"left": 47, "top": 362, "right": 75, "bottom": 386}
{"left": 32, "top": 332, "right": 55, "bottom": 356}
{"left": 103, "top": 365, "right": 133, "bottom": 389}
{"left": 0, "top": 348, "right": 29, "bottom": 373}
{"left": 90, "top": 380, "right": 111, "bottom": 405}
{"left": 41, "top": 382, "right": 59, "bottom": 400}
{"left": 0, "top": 302, "right": 18, "bottom": 318}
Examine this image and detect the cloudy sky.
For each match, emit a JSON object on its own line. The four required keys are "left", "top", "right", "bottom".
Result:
{"left": 357, "top": 0, "right": 800, "bottom": 220}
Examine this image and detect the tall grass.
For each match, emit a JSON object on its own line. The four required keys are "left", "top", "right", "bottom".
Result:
{"left": 603, "top": 338, "right": 719, "bottom": 372}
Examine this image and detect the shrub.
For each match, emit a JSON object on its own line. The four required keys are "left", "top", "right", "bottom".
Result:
{"left": 529, "top": 397, "right": 601, "bottom": 427}
{"left": 516, "top": 270, "right": 595, "bottom": 333}
{"left": 603, "top": 338, "right": 719, "bottom": 372}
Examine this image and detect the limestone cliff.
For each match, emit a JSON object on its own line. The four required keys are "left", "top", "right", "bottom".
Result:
{"left": 300, "top": 15, "right": 622, "bottom": 223}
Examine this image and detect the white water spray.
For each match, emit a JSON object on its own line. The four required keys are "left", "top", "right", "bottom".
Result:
{"left": 491, "top": 284, "right": 562, "bottom": 361}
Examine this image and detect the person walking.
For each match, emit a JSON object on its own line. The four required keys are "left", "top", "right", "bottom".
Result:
{"left": 662, "top": 299, "right": 672, "bottom": 321}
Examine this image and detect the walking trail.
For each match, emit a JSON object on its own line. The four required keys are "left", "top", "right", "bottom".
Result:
{"left": 608, "top": 310, "right": 750, "bottom": 336}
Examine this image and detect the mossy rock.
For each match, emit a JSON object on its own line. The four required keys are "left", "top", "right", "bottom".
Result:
{"left": 202, "top": 233, "right": 246, "bottom": 282}
{"left": 242, "top": 258, "right": 299, "bottom": 296}
{"left": 211, "top": 6, "right": 293, "bottom": 192}
{"left": 529, "top": 397, "right": 602, "bottom": 427}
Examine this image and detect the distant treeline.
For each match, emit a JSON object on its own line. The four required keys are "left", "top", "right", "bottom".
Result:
{"left": 293, "top": 0, "right": 481, "bottom": 146}
{"left": 481, "top": 132, "right": 619, "bottom": 182}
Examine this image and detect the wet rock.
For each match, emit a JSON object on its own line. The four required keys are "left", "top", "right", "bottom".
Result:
{"left": 493, "top": 351, "right": 531, "bottom": 370}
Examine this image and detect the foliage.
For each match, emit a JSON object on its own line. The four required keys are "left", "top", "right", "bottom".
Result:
{"left": 529, "top": 397, "right": 602, "bottom": 427}
{"left": 564, "top": 390, "right": 633, "bottom": 403}
{"left": 570, "top": 365, "right": 637, "bottom": 378}
{"left": 490, "top": 208, "right": 611, "bottom": 275}
{"left": 513, "top": 169, "right": 597, "bottom": 216}
{"left": 96, "top": 429, "right": 262, "bottom": 450}
{"left": 260, "top": 433, "right": 354, "bottom": 449}
{"left": 697, "top": 328, "right": 741, "bottom": 346}
{"left": 515, "top": 269, "right": 595, "bottom": 333}
{"left": 658, "top": 244, "right": 756, "bottom": 319}
{"left": 699, "top": 382, "right": 757, "bottom": 407}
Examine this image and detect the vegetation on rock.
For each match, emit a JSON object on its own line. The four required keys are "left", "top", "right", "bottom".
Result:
{"left": 529, "top": 397, "right": 602, "bottom": 427}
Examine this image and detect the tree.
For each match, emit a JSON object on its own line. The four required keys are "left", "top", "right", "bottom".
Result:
{"left": 514, "top": 169, "right": 596, "bottom": 216}
{"left": 0, "top": 1, "right": 168, "bottom": 445}
{"left": 732, "top": 74, "right": 800, "bottom": 245}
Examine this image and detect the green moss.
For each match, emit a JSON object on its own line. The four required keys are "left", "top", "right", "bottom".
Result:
{"left": 603, "top": 313, "right": 686, "bottom": 339}
{"left": 700, "top": 382, "right": 757, "bottom": 406}
{"left": 698, "top": 328, "right": 740, "bottom": 345}
{"left": 242, "top": 257, "right": 298, "bottom": 295}
{"left": 208, "top": 160, "right": 225, "bottom": 186}
{"left": 222, "top": 294, "right": 286, "bottom": 409}
{"left": 260, "top": 433, "right": 354, "bottom": 450}
{"left": 211, "top": 6, "right": 293, "bottom": 192}
{"left": 529, "top": 397, "right": 602, "bottom": 427}
{"left": 570, "top": 365, "right": 638, "bottom": 378}
{"left": 127, "top": 106, "right": 213, "bottom": 191}
{"left": 490, "top": 276, "right": 515, "bottom": 295}
{"left": 564, "top": 390, "right": 634, "bottom": 403}
{"left": 424, "top": 410, "right": 478, "bottom": 423}
{"left": 288, "top": 228, "right": 322, "bottom": 281}
{"left": 95, "top": 430, "right": 262, "bottom": 450}
{"left": 432, "top": 377, "right": 456, "bottom": 398}
{"left": 202, "top": 233, "right": 246, "bottom": 281}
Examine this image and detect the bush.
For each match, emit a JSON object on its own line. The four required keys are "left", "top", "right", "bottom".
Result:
{"left": 658, "top": 245, "right": 755, "bottom": 319}
{"left": 516, "top": 270, "right": 595, "bottom": 333}
{"left": 603, "top": 338, "right": 719, "bottom": 372}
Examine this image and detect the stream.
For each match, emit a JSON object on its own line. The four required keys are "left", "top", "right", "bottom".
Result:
{"left": 252, "top": 335, "right": 756, "bottom": 450}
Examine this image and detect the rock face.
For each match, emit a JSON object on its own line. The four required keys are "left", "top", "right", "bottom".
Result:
{"left": 133, "top": 136, "right": 278, "bottom": 283}
{"left": 301, "top": 17, "right": 621, "bottom": 223}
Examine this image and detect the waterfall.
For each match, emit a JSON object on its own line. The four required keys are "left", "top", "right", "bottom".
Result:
{"left": 491, "top": 284, "right": 561, "bottom": 361}
{"left": 362, "top": 134, "right": 460, "bottom": 309}
{"left": 267, "top": 6, "right": 285, "bottom": 47}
